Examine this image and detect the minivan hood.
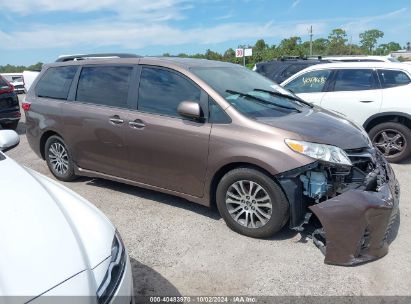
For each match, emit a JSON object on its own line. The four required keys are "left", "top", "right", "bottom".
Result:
{"left": 0, "top": 156, "right": 113, "bottom": 299}
{"left": 256, "top": 107, "right": 371, "bottom": 150}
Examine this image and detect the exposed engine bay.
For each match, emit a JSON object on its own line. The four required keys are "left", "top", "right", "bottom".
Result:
{"left": 277, "top": 147, "right": 400, "bottom": 266}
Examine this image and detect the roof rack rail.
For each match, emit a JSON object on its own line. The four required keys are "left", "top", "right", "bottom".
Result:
{"left": 277, "top": 55, "right": 324, "bottom": 61}
{"left": 55, "top": 53, "right": 141, "bottom": 62}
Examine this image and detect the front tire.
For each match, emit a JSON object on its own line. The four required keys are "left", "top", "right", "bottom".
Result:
{"left": 45, "top": 135, "right": 77, "bottom": 181}
{"left": 369, "top": 122, "right": 411, "bottom": 163}
{"left": 216, "top": 168, "right": 289, "bottom": 238}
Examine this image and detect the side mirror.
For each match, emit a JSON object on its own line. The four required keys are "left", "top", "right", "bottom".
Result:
{"left": 177, "top": 101, "right": 202, "bottom": 120}
{"left": 0, "top": 130, "right": 20, "bottom": 152}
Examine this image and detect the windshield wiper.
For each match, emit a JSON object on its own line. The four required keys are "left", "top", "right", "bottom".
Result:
{"left": 253, "top": 88, "right": 313, "bottom": 108}
{"left": 226, "top": 89, "right": 300, "bottom": 112}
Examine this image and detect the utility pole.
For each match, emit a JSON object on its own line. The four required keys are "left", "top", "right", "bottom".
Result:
{"left": 309, "top": 25, "right": 313, "bottom": 56}
{"left": 349, "top": 35, "right": 353, "bottom": 55}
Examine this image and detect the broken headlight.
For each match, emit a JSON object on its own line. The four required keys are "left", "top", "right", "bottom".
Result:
{"left": 285, "top": 139, "right": 352, "bottom": 166}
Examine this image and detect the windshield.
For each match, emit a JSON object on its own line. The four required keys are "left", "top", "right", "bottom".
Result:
{"left": 190, "top": 66, "right": 308, "bottom": 119}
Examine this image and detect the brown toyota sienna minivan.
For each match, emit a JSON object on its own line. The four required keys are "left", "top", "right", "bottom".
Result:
{"left": 25, "top": 55, "right": 400, "bottom": 265}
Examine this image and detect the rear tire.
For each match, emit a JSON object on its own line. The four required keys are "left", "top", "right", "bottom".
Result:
{"left": 45, "top": 135, "right": 77, "bottom": 181}
{"left": 1, "top": 121, "right": 19, "bottom": 130}
{"left": 369, "top": 122, "right": 411, "bottom": 163}
{"left": 216, "top": 168, "right": 289, "bottom": 238}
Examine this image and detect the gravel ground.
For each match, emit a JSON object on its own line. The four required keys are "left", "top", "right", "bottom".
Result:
{"left": 5, "top": 95, "right": 411, "bottom": 298}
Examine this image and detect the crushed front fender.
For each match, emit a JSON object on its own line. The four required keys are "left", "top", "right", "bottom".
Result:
{"left": 309, "top": 153, "right": 400, "bottom": 266}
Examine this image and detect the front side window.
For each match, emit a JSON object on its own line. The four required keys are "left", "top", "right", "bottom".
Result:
{"left": 36, "top": 66, "right": 77, "bottom": 100}
{"left": 377, "top": 69, "right": 411, "bottom": 88}
{"left": 138, "top": 67, "right": 201, "bottom": 117}
{"left": 284, "top": 69, "right": 331, "bottom": 94}
{"left": 76, "top": 66, "right": 132, "bottom": 108}
{"left": 333, "top": 69, "right": 377, "bottom": 91}
{"left": 209, "top": 97, "right": 231, "bottom": 123}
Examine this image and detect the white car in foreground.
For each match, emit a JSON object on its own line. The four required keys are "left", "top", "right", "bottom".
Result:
{"left": 281, "top": 61, "right": 411, "bottom": 162}
{"left": 0, "top": 130, "right": 133, "bottom": 303}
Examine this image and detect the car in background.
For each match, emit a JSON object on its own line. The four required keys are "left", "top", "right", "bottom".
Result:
{"left": 281, "top": 61, "right": 411, "bottom": 162}
{"left": 23, "top": 70, "right": 41, "bottom": 92}
{"left": 323, "top": 55, "right": 399, "bottom": 63}
{"left": 253, "top": 57, "right": 331, "bottom": 84}
{"left": 0, "top": 129, "right": 133, "bottom": 303}
{"left": 0, "top": 75, "right": 21, "bottom": 130}
{"left": 1, "top": 73, "right": 26, "bottom": 94}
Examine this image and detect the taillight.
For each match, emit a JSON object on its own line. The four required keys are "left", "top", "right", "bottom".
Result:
{"left": 0, "top": 84, "right": 13, "bottom": 94}
{"left": 22, "top": 102, "right": 31, "bottom": 111}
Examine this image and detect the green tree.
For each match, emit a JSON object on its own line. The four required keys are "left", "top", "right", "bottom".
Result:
{"left": 204, "top": 49, "right": 222, "bottom": 60}
{"left": 312, "top": 38, "right": 329, "bottom": 55}
{"left": 327, "top": 28, "right": 348, "bottom": 55}
{"left": 254, "top": 39, "right": 268, "bottom": 51}
{"left": 253, "top": 39, "right": 269, "bottom": 62}
{"left": 375, "top": 42, "right": 401, "bottom": 55}
{"left": 359, "top": 29, "right": 384, "bottom": 54}
{"left": 27, "top": 62, "right": 43, "bottom": 71}
{"left": 277, "top": 36, "right": 303, "bottom": 57}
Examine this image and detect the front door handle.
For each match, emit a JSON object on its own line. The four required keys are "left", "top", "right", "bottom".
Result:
{"left": 129, "top": 119, "right": 146, "bottom": 129}
{"left": 109, "top": 115, "right": 124, "bottom": 125}
{"left": 359, "top": 100, "right": 375, "bottom": 103}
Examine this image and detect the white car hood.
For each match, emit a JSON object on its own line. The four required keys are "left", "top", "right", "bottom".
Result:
{"left": 0, "top": 155, "right": 114, "bottom": 299}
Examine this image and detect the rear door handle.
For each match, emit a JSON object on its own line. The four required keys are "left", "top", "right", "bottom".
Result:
{"left": 359, "top": 100, "right": 375, "bottom": 103}
{"left": 129, "top": 119, "right": 146, "bottom": 129}
{"left": 109, "top": 115, "right": 124, "bottom": 125}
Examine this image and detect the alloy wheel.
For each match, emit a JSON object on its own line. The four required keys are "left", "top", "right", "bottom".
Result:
{"left": 372, "top": 128, "right": 406, "bottom": 158}
{"left": 225, "top": 180, "right": 272, "bottom": 229}
{"left": 48, "top": 142, "right": 69, "bottom": 175}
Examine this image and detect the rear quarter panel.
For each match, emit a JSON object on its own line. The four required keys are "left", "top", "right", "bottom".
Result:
{"left": 380, "top": 84, "right": 411, "bottom": 115}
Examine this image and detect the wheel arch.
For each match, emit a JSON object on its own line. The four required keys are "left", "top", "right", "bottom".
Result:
{"left": 39, "top": 130, "right": 64, "bottom": 160}
{"left": 363, "top": 112, "right": 411, "bottom": 132}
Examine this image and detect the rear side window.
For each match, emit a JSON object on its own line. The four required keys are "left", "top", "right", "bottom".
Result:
{"left": 36, "top": 66, "right": 77, "bottom": 100}
{"left": 377, "top": 70, "right": 411, "bottom": 88}
{"left": 284, "top": 69, "right": 331, "bottom": 94}
{"left": 333, "top": 69, "right": 377, "bottom": 91}
{"left": 138, "top": 67, "right": 201, "bottom": 117}
{"left": 281, "top": 64, "right": 310, "bottom": 80}
{"left": 76, "top": 66, "right": 132, "bottom": 108}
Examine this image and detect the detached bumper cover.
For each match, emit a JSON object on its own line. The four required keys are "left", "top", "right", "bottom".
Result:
{"left": 309, "top": 152, "right": 400, "bottom": 266}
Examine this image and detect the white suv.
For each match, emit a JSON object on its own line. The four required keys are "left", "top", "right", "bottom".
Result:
{"left": 281, "top": 62, "right": 411, "bottom": 162}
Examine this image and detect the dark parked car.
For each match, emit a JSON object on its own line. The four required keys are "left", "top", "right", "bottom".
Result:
{"left": 253, "top": 57, "right": 331, "bottom": 84}
{"left": 24, "top": 56, "right": 399, "bottom": 266}
{"left": 0, "top": 75, "right": 21, "bottom": 130}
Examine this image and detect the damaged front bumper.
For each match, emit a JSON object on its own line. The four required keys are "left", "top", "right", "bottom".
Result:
{"left": 278, "top": 149, "right": 400, "bottom": 266}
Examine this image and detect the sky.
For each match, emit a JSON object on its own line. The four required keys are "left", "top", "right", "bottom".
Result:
{"left": 0, "top": 0, "right": 410, "bottom": 66}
